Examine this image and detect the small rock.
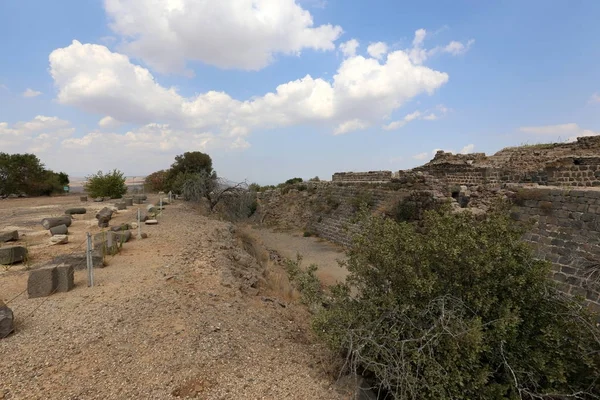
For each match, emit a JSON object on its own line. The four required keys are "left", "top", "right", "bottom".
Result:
{"left": 0, "top": 230, "right": 18, "bottom": 243}
{"left": 50, "top": 235, "right": 69, "bottom": 245}
{"left": 0, "top": 246, "right": 28, "bottom": 264}
{"left": 145, "top": 219, "right": 158, "bottom": 225}
{"left": 64, "top": 207, "right": 87, "bottom": 215}
{"left": 49, "top": 224, "right": 68, "bottom": 236}
{"left": 0, "top": 300, "right": 14, "bottom": 339}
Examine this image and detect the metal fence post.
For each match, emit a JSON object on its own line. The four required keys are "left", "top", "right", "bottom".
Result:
{"left": 86, "top": 232, "right": 94, "bottom": 287}
{"left": 137, "top": 208, "right": 142, "bottom": 240}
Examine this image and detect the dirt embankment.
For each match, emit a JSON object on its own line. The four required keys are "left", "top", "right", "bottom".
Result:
{"left": 0, "top": 198, "right": 348, "bottom": 400}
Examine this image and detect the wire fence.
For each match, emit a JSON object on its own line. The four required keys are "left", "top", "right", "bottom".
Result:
{"left": 2, "top": 194, "right": 173, "bottom": 338}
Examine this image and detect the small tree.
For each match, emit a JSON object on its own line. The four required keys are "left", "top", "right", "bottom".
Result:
{"left": 144, "top": 170, "right": 168, "bottom": 193}
{"left": 314, "top": 205, "right": 600, "bottom": 399}
{"left": 85, "top": 169, "right": 127, "bottom": 199}
{"left": 180, "top": 171, "right": 253, "bottom": 217}
{"left": 166, "top": 151, "right": 213, "bottom": 191}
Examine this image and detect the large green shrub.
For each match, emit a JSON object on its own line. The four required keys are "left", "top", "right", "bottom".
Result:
{"left": 84, "top": 170, "right": 127, "bottom": 199}
{"left": 313, "top": 206, "right": 600, "bottom": 399}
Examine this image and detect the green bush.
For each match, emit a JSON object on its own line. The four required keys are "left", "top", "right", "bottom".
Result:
{"left": 285, "top": 177, "right": 303, "bottom": 185}
{"left": 350, "top": 190, "right": 374, "bottom": 211}
{"left": 313, "top": 206, "right": 600, "bottom": 399}
{"left": 84, "top": 170, "right": 127, "bottom": 199}
{"left": 284, "top": 256, "right": 324, "bottom": 310}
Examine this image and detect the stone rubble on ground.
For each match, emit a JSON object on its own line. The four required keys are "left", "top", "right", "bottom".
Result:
{"left": 50, "top": 234, "right": 68, "bottom": 245}
{"left": 0, "top": 301, "right": 14, "bottom": 339}
{"left": 0, "top": 230, "right": 18, "bottom": 243}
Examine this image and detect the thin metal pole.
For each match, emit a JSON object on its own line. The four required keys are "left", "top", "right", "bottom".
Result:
{"left": 137, "top": 208, "right": 142, "bottom": 239}
{"left": 86, "top": 232, "right": 94, "bottom": 287}
{"left": 159, "top": 198, "right": 163, "bottom": 213}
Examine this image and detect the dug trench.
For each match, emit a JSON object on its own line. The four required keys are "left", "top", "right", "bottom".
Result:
{"left": 0, "top": 200, "right": 354, "bottom": 400}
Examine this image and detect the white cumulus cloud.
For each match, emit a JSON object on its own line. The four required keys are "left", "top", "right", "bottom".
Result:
{"left": 589, "top": 93, "right": 600, "bottom": 104}
{"left": 520, "top": 123, "right": 600, "bottom": 142}
{"left": 49, "top": 39, "right": 451, "bottom": 139}
{"left": 22, "top": 88, "right": 42, "bottom": 98}
{"left": 339, "top": 39, "right": 359, "bottom": 58}
{"left": 408, "top": 29, "right": 474, "bottom": 65}
{"left": 0, "top": 116, "right": 74, "bottom": 154}
{"left": 104, "top": 0, "right": 343, "bottom": 73}
{"left": 367, "top": 42, "right": 388, "bottom": 60}
{"left": 98, "top": 116, "right": 122, "bottom": 129}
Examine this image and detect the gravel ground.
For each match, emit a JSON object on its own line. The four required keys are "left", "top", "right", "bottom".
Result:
{"left": 0, "top": 200, "right": 347, "bottom": 400}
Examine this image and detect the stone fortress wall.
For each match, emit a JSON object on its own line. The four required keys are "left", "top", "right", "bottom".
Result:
{"left": 256, "top": 135, "right": 600, "bottom": 311}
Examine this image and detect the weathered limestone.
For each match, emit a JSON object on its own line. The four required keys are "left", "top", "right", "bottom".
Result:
{"left": 65, "top": 207, "right": 87, "bottom": 215}
{"left": 93, "top": 231, "right": 120, "bottom": 256}
{"left": 146, "top": 204, "right": 157, "bottom": 213}
{"left": 94, "top": 197, "right": 104, "bottom": 202}
{"left": 0, "top": 300, "right": 14, "bottom": 339}
{"left": 50, "top": 234, "right": 68, "bottom": 245}
{"left": 110, "top": 223, "right": 131, "bottom": 232}
{"left": 41, "top": 215, "right": 72, "bottom": 229}
{"left": 115, "top": 202, "right": 127, "bottom": 210}
{"left": 96, "top": 207, "right": 114, "bottom": 228}
{"left": 49, "top": 224, "right": 68, "bottom": 236}
{"left": 145, "top": 219, "right": 158, "bottom": 225}
{"left": 56, "top": 264, "right": 74, "bottom": 293}
{"left": 113, "top": 230, "right": 132, "bottom": 243}
{"left": 0, "top": 230, "right": 18, "bottom": 242}
{"left": 0, "top": 246, "right": 28, "bottom": 265}
{"left": 124, "top": 198, "right": 134, "bottom": 206}
{"left": 52, "top": 252, "right": 103, "bottom": 270}
{"left": 80, "top": 196, "right": 88, "bottom": 202}
{"left": 27, "top": 266, "right": 57, "bottom": 299}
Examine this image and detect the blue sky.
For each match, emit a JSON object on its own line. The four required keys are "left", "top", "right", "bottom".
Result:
{"left": 0, "top": 0, "right": 598, "bottom": 184}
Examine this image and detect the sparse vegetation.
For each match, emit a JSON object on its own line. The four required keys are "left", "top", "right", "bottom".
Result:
{"left": 513, "top": 188, "right": 546, "bottom": 206}
{"left": 350, "top": 190, "right": 374, "bottom": 211}
{"left": 390, "top": 191, "right": 439, "bottom": 223}
{"left": 284, "top": 255, "right": 324, "bottom": 311}
{"left": 312, "top": 206, "right": 600, "bottom": 399}
{"left": 285, "top": 177, "right": 303, "bottom": 185}
{"left": 84, "top": 169, "right": 127, "bottom": 199}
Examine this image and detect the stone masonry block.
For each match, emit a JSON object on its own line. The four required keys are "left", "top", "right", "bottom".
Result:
{"left": 0, "top": 246, "right": 28, "bottom": 265}
{"left": 52, "top": 252, "right": 104, "bottom": 270}
{"left": 27, "top": 266, "right": 57, "bottom": 299}
{"left": 56, "top": 263, "right": 74, "bottom": 293}
{"left": 0, "top": 230, "right": 18, "bottom": 243}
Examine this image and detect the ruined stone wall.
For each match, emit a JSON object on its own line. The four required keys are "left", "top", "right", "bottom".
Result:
{"left": 546, "top": 157, "right": 600, "bottom": 187}
{"left": 332, "top": 171, "right": 392, "bottom": 183}
{"left": 257, "top": 180, "right": 438, "bottom": 247}
{"left": 258, "top": 181, "right": 600, "bottom": 311}
{"left": 511, "top": 186, "right": 600, "bottom": 312}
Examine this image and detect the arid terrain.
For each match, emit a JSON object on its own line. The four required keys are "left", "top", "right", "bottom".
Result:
{"left": 0, "top": 196, "right": 350, "bottom": 400}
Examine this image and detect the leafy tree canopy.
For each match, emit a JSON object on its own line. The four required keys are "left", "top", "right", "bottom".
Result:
{"left": 0, "top": 152, "right": 69, "bottom": 196}
{"left": 84, "top": 169, "right": 127, "bottom": 199}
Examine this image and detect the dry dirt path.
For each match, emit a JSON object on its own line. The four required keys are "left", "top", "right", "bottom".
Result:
{"left": 0, "top": 200, "right": 346, "bottom": 400}
{"left": 243, "top": 227, "right": 349, "bottom": 286}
